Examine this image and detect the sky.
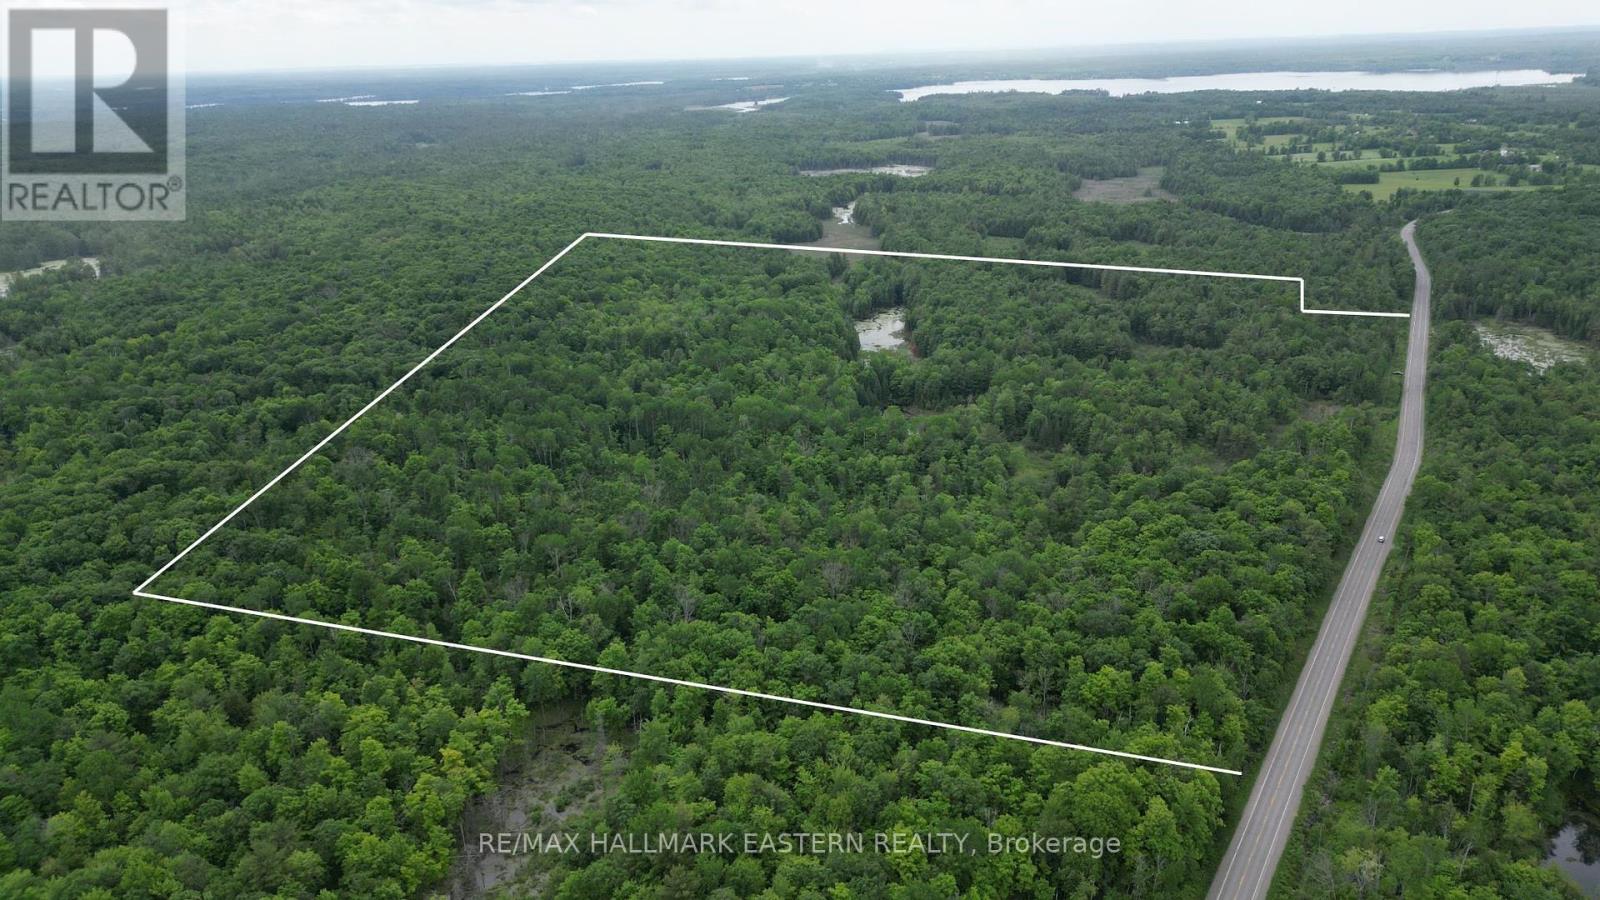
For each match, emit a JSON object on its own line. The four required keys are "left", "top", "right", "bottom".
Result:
{"left": 181, "top": 0, "right": 1600, "bottom": 74}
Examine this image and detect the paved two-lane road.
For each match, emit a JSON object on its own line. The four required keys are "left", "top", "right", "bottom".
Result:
{"left": 1207, "top": 222, "right": 1432, "bottom": 900}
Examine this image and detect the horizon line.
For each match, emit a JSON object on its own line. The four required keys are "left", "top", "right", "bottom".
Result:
{"left": 176, "top": 25, "right": 1600, "bottom": 80}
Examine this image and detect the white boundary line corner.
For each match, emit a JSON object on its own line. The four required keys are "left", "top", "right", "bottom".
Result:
{"left": 133, "top": 231, "right": 1409, "bottom": 778}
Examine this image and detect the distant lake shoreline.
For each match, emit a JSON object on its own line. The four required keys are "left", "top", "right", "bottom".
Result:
{"left": 895, "top": 70, "right": 1581, "bottom": 101}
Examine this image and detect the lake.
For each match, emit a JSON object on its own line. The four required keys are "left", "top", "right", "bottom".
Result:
{"left": 696, "top": 97, "right": 789, "bottom": 113}
{"left": 572, "top": 81, "right": 664, "bottom": 90}
{"left": 895, "top": 70, "right": 1581, "bottom": 101}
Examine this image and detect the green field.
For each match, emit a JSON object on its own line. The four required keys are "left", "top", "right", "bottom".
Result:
{"left": 1340, "top": 167, "right": 1549, "bottom": 200}
{"left": 1211, "top": 116, "right": 1310, "bottom": 148}
{"left": 1308, "top": 155, "right": 1385, "bottom": 168}
{"left": 1290, "top": 148, "right": 1381, "bottom": 164}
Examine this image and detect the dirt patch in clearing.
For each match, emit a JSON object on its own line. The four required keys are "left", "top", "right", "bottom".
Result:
{"left": 447, "top": 704, "right": 619, "bottom": 898}
{"left": 1072, "top": 166, "right": 1176, "bottom": 204}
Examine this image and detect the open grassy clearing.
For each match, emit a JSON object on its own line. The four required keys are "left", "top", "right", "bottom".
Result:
{"left": 1072, "top": 165, "right": 1176, "bottom": 203}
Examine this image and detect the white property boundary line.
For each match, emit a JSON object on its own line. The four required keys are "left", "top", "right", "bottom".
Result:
{"left": 132, "top": 232, "right": 1408, "bottom": 778}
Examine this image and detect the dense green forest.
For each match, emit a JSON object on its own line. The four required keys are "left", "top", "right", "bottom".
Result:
{"left": 1, "top": 53, "right": 1596, "bottom": 899}
{"left": 1418, "top": 191, "right": 1600, "bottom": 341}
{"left": 1278, "top": 200, "right": 1600, "bottom": 898}
{"left": 1278, "top": 327, "right": 1600, "bottom": 899}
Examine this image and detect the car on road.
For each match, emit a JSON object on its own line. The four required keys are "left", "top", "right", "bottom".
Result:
{"left": 1377, "top": 535, "right": 1385, "bottom": 543}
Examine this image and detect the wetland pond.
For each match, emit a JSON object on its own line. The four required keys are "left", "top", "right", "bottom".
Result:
{"left": 1475, "top": 320, "right": 1591, "bottom": 372}
{"left": 856, "top": 307, "right": 910, "bottom": 354}
{"left": 801, "top": 164, "right": 931, "bottom": 177}
{"left": 800, "top": 201, "right": 881, "bottom": 252}
{"left": 0, "top": 257, "right": 101, "bottom": 296}
{"left": 1546, "top": 820, "right": 1600, "bottom": 897}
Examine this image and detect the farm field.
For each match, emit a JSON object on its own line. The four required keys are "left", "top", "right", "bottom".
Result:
{"left": 1341, "top": 166, "right": 1550, "bottom": 199}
